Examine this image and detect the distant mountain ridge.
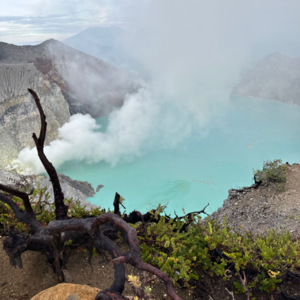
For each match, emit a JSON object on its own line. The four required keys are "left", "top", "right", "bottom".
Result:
{"left": 65, "top": 26, "right": 124, "bottom": 47}
{"left": 234, "top": 52, "right": 300, "bottom": 105}
{"left": 63, "top": 27, "right": 135, "bottom": 68}
{"left": 0, "top": 39, "right": 138, "bottom": 169}
{"left": 0, "top": 39, "right": 137, "bottom": 115}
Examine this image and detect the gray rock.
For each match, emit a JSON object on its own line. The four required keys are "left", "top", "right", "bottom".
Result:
{"left": 96, "top": 184, "right": 104, "bottom": 192}
{"left": 35, "top": 173, "right": 98, "bottom": 210}
{"left": 0, "top": 39, "right": 139, "bottom": 169}
{"left": 206, "top": 164, "right": 300, "bottom": 237}
{"left": 228, "top": 189, "right": 238, "bottom": 198}
{"left": 62, "top": 269, "right": 72, "bottom": 283}
{"left": 0, "top": 169, "right": 100, "bottom": 210}
{"left": 233, "top": 52, "right": 300, "bottom": 105}
{"left": 0, "top": 39, "right": 139, "bottom": 117}
{"left": 0, "top": 63, "right": 70, "bottom": 169}
{"left": 0, "top": 169, "right": 36, "bottom": 193}
{"left": 65, "top": 295, "right": 78, "bottom": 300}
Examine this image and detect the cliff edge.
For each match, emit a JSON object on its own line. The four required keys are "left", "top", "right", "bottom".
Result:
{"left": 209, "top": 163, "right": 300, "bottom": 236}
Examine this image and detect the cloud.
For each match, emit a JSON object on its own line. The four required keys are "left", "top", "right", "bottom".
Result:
{"left": 11, "top": 84, "right": 196, "bottom": 174}
{"left": 2, "top": 0, "right": 300, "bottom": 45}
{"left": 0, "top": 1, "right": 114, "bottom": 43}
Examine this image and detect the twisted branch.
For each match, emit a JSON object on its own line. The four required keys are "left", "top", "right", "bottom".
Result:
{"left": 28, "top": 88, "right": 68, "bottom": 221}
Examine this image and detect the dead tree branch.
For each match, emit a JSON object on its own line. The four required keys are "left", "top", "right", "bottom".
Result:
{"left": 238, "top": 271, "right": 250, "bottom": 300}
{"left": 28, "top": 88, "right": 68, "bottom": 221}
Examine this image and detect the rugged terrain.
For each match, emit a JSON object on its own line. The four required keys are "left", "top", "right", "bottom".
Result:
{"left": 0, "top": 40, "right": 138, "bottom": 169}
{"left": 209, "top": 163, "right": 300, "bottom": 237}
{"left": 0, "top": 63, "right": 70, "bottom": 168}
{"left": 234, "top": 52, "right": 300, "bottom": 105}
{"left": 1, "top": 165, "right": 300, "bottom": 299}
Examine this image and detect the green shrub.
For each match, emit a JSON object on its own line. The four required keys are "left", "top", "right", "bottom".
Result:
{"left": 253, "top": 159, "right": 287, "bottom": 187}
{"left": 133, "top": 213, "right": 300, "bottom": 293}
{"left": 0, "top": 183, "right": 105, "bottom": 233}
{"left": 275, "top": 183, "right": 285, "bottom": 192}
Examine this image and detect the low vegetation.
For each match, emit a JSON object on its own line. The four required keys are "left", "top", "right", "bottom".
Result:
{"left": 253, "top": 159, "right": 287, "bottom": 191}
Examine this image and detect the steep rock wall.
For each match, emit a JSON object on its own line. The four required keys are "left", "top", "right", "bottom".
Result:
{"left": 0, "top": 40, "right": 139, "bottom": 169}
{"left": 0, "top": 63, "right": 70, "bottom": 169}
{"left": 0, "top": 40, "right": 139, "bottom": 118}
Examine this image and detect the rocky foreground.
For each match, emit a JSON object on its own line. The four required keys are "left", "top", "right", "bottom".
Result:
{"left": 1, "top": 165, "right": 300, "bottom": 299}
{"left": 209, "top": 163, "right": 300, "bottom": 237}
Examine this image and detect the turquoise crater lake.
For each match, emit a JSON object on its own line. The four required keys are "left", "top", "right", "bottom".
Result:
{"left": 56, "top": 96, "right": 300, "bottom": 215}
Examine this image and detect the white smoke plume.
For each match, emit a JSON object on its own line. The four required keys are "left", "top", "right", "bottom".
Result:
{"left": 11, "top": 0, "right": 298, "bottom": 174}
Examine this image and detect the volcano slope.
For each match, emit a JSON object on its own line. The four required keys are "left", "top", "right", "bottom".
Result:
{"left": 0, "top": 39, "right": 138, "bottom": 169}
{"left": 209, "top": 163, "right": 300, "bottom": 237}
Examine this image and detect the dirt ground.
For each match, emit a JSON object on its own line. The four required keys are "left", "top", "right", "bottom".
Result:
{"left": 0, "top": 238, "right": 193, "bottom": 300}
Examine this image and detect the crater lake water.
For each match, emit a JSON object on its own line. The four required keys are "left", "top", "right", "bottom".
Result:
{"left": 57, "top": 96, "right": 300, "bottom": 215}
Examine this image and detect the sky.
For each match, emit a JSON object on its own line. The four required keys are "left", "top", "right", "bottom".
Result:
{"left": 0, "top": 0, "right": 134, "bottom": 44}
{"left": 1, "top": 0, "right": 300, "bottom": 46}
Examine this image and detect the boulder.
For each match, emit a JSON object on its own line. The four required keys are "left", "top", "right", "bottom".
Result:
{"left": 30, "top": 283, "right": 100, "bottom": 300}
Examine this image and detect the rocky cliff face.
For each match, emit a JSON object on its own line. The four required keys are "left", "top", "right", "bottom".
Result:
{"left": 233, "top": 53, "right": 300, "bottom": 105}
{"left": 0, "top": 39, "right": 138, "bottom": 116}
{"left": 0, "top": 63, "right": 70, "bottom": 169}
{"left": 0, "top": 39, "right": 138, "bottom": 169}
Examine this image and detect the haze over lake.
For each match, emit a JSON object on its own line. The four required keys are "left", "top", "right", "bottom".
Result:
{"left": 55, "top": 95, "right": 300, "bottom": 215}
